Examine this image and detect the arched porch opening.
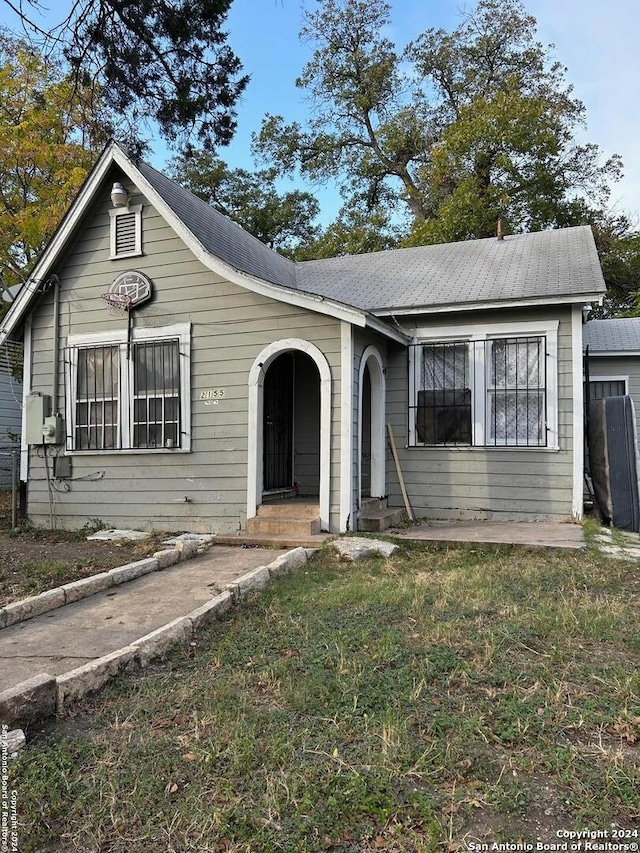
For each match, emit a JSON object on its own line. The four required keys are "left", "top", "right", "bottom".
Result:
{"left": 248, "top": 339, "right": 331, "bottom": 530}
{"left": 358, "top": 346, "right": 386, "bottom": 508}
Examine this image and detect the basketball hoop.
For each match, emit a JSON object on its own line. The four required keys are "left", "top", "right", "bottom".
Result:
{"left": 101, "top": 292, "right": 133, "bottom": 319}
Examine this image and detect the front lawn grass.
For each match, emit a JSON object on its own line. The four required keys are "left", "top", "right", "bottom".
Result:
{"left": 12, "top": 540, "right": 640, "bottom": 850}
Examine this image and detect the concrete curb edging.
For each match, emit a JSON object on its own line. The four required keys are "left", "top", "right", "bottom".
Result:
{"left": 0, "top": 674, "right": 57, "bottom": 726}
{"left": 0, "top": 547, "right": 190, "bottom": 630}
{"left": 0, "top": 545, "right": 316, "bottom": 726}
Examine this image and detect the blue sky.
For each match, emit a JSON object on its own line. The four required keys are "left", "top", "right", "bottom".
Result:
{"left": 216, "top": 0, "right": 640, "bottom": 227}
{"left": 2, "top": 0, "right": 639, "bottom": 228}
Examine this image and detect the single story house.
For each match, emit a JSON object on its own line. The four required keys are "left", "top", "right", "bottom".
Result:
{"left": 583, "top": 318, "right": 640, "bottom": 438}
{"left": 0, "top": 142, "right": 606, "bottom": 533}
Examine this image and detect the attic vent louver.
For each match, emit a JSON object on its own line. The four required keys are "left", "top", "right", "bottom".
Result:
{"left": 109, "top": 204, "right": 142, "bottom": 259}
{"left": 115, "top": 212, "right": 136, "bottom": 254}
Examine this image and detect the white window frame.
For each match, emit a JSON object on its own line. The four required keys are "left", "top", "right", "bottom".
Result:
{"left": 65, "top": 323, "right": 191, "bottom": 453}
{"left": 409, "top": 319, "right": 559, "bottom": 450}
{"left": 109, "top": 204, "right": 143, "bottom": 259}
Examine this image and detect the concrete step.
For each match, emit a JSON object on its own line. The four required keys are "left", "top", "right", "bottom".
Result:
{"left": 213, "top": 533, "right": 330, "bottom": 548}
{"left": 359, "top": 497, "right": 387, "bottom": 513}
{"left": 358, "top": 507, "right": 406, "bottom": 533}
{"left": 246, "top": 515, "right": 322, "bottom": 536}
{"left": 256, "top": 502, "right": 320, "bottom": 519}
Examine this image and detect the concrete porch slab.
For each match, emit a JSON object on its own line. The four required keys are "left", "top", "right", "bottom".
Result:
{"left": 387, "top": 520, "right": 585, "bottom": 550}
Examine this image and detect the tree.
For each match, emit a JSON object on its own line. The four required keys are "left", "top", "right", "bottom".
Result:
{"left": 169, "top": 150, "right": 320, "bottom": 256}
{"left": 255, "top": 0, "right": 434, "bottom": 224}
{"left": 0, "top": 33, "right": 106, "bottom": 312}
{"left": 254, "top": 0, "right": 622, "bottom": 246}
{"left": 587, "top": 214, "right": 640, "bottom": 316}
{"left": 293, "top": 203, "right": 400, "bottom": 260}
{"left": 404, "top": 0, "right": 621, "bottom": 243}
{"left": 1, "top": 0, "right": 248, "bottom": 151}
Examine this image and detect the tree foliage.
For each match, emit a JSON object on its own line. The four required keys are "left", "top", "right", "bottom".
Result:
{"left": 169, "top": 150, "right": 320, "bottom": 256}
{"left": 0, "top": 33, "right": 106, "bottom": 310}
{"left": 1, "top": 0, "right": 248, "bottom": 151}
{"left": 588, "top": 215, "right": 640, "bottom": 316}
{"left": 254, "top": 0, "right": 622, "bottom": 245}
{"left": 294, "top": 203, "right": 400, "bottom": 260}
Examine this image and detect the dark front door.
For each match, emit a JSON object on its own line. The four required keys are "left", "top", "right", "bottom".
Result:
{"left": 263, "top": 353, "right": 294, "bottom": 491}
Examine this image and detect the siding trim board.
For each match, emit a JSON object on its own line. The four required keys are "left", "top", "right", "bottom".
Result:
{"left": 340, "top": 322, "right": 353, "bottom": 533}
{"left": 357, "top": 345, "right": 386, "bottom": 504}
{"left": 572, "top": 305, "right": 584, "bottom": 520}
{"left": 371, "top": 292, "right": 604, "bottom": 318}
{"left": 20, "top": 318, "right": 32, "bottom": 482}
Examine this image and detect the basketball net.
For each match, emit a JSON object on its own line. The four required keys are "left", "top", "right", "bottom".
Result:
{"left": 101, "top": 292, "right": 133, "bottom": 319}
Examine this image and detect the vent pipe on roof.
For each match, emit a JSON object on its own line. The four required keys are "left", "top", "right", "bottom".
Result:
{"left": 497, "top": 219, "right": 504, "bottom": 241}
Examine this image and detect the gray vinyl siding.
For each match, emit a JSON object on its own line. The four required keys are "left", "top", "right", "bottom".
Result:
{"left": 384, "top": 307, "right": 576, "bottom": 521}
{"left": 586, "top": 355, "right": 640, "bottom": 439}
{"left": 0, "top": 377, "right": 21, "bottom": 448}
{"left": 0, "top": 344, "right": 22, "bottom": 489}
{"left": 0, "top": 374, "right": 22, "bottom": 490}
{"left": 26, "top": 170, "right": 344, "bottom": 532}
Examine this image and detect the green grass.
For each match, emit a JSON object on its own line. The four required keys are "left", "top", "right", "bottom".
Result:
{"left": 11, "top": 540, "right": 640, "bottom": 851}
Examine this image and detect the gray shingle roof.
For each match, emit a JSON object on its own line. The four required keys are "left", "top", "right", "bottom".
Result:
{"left": 137, "top": 159, "right": 297, "bottom": 289}
{"left": 583, "top": 319, "right": 640, "bottom": 353}
{"left": 296, "top": 227, "right": 604, "bottom": 312}
{"left": 136, "top": 149, "right": 604, "bottom": 314}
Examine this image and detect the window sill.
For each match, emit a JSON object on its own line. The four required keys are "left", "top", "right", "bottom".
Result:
{"left": 109, "top": 251, "right": 144, "bottom": 260}
{"left": 407, "top": 444, "right": 561, "bottom": 452}
{"left": 66, "top": 447, "right": 191, "bottom": 455}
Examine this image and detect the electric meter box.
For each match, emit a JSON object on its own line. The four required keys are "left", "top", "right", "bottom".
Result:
{"left": 25, "top": 393, "right": 51, "bottom": 445}
{"left": 43, "top": 414, "right": 64, "bottom": 445}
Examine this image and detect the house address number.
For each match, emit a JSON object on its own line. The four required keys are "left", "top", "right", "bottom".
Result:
{"left": 200, "top": 388, "right": 226, "bottom": 400}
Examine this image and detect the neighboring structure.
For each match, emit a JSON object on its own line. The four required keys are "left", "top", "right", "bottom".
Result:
{"left": 584, "top": 318, "right": 640, "bottom": 438}
{"left": 0, "top": 142, "right": 606, "bottom": 532}
{"left": 0, "top": 340, "right": 22, "bottom": 489}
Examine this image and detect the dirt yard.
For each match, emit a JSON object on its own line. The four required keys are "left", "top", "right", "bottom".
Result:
{"left": 0, "top": 490, "right": 168, "bottom": 606}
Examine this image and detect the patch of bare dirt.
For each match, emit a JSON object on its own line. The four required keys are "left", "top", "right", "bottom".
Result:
{"left": 0, "top": 516, "right": 168, "bottom": 606}
{"left": 453, "top": 774, "right": 573, "bottom": 845}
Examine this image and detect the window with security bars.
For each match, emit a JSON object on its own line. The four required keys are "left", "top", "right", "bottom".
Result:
{"left": 417, "top": 342, "right": 472, "bottom": 444}
{"left": 66, "top": 325, "right": 190, "bottom": 452}
{"left": 487, "top": 337, "right": 546, "bottom": 446}
{"left": 410, "top": 335, "right": 548, "bottom": 447}
{"left": 75, "top": 346, "right": 119, "bottom": 450}
{"left": 133, "top": 340, "right": 180, "bottom": 448}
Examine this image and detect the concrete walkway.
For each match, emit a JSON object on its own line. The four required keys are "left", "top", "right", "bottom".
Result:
{"left": 0, "top": 545, "right": 286, "bottom": 693}
{"left": 389, "top": 520, "right": 585, "bottom": 549}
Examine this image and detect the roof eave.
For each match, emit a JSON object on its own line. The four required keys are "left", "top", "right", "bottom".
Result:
{"left": 369, "top": 291, "right": 606, "bottom": 318}
{"left": 364, "top": 315, "right": 411, "bottom": 344}
{"left": 585, "top": 349, "right": 640, "bottom": 357}
{"left": 96, "top": 149, "right": 377, "bottom": 329}
{"left": 0, "top": 142, "right": 368, "bottom": 340}
{"left": 0, "top": 141, "right": 120, "bottom": 346}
